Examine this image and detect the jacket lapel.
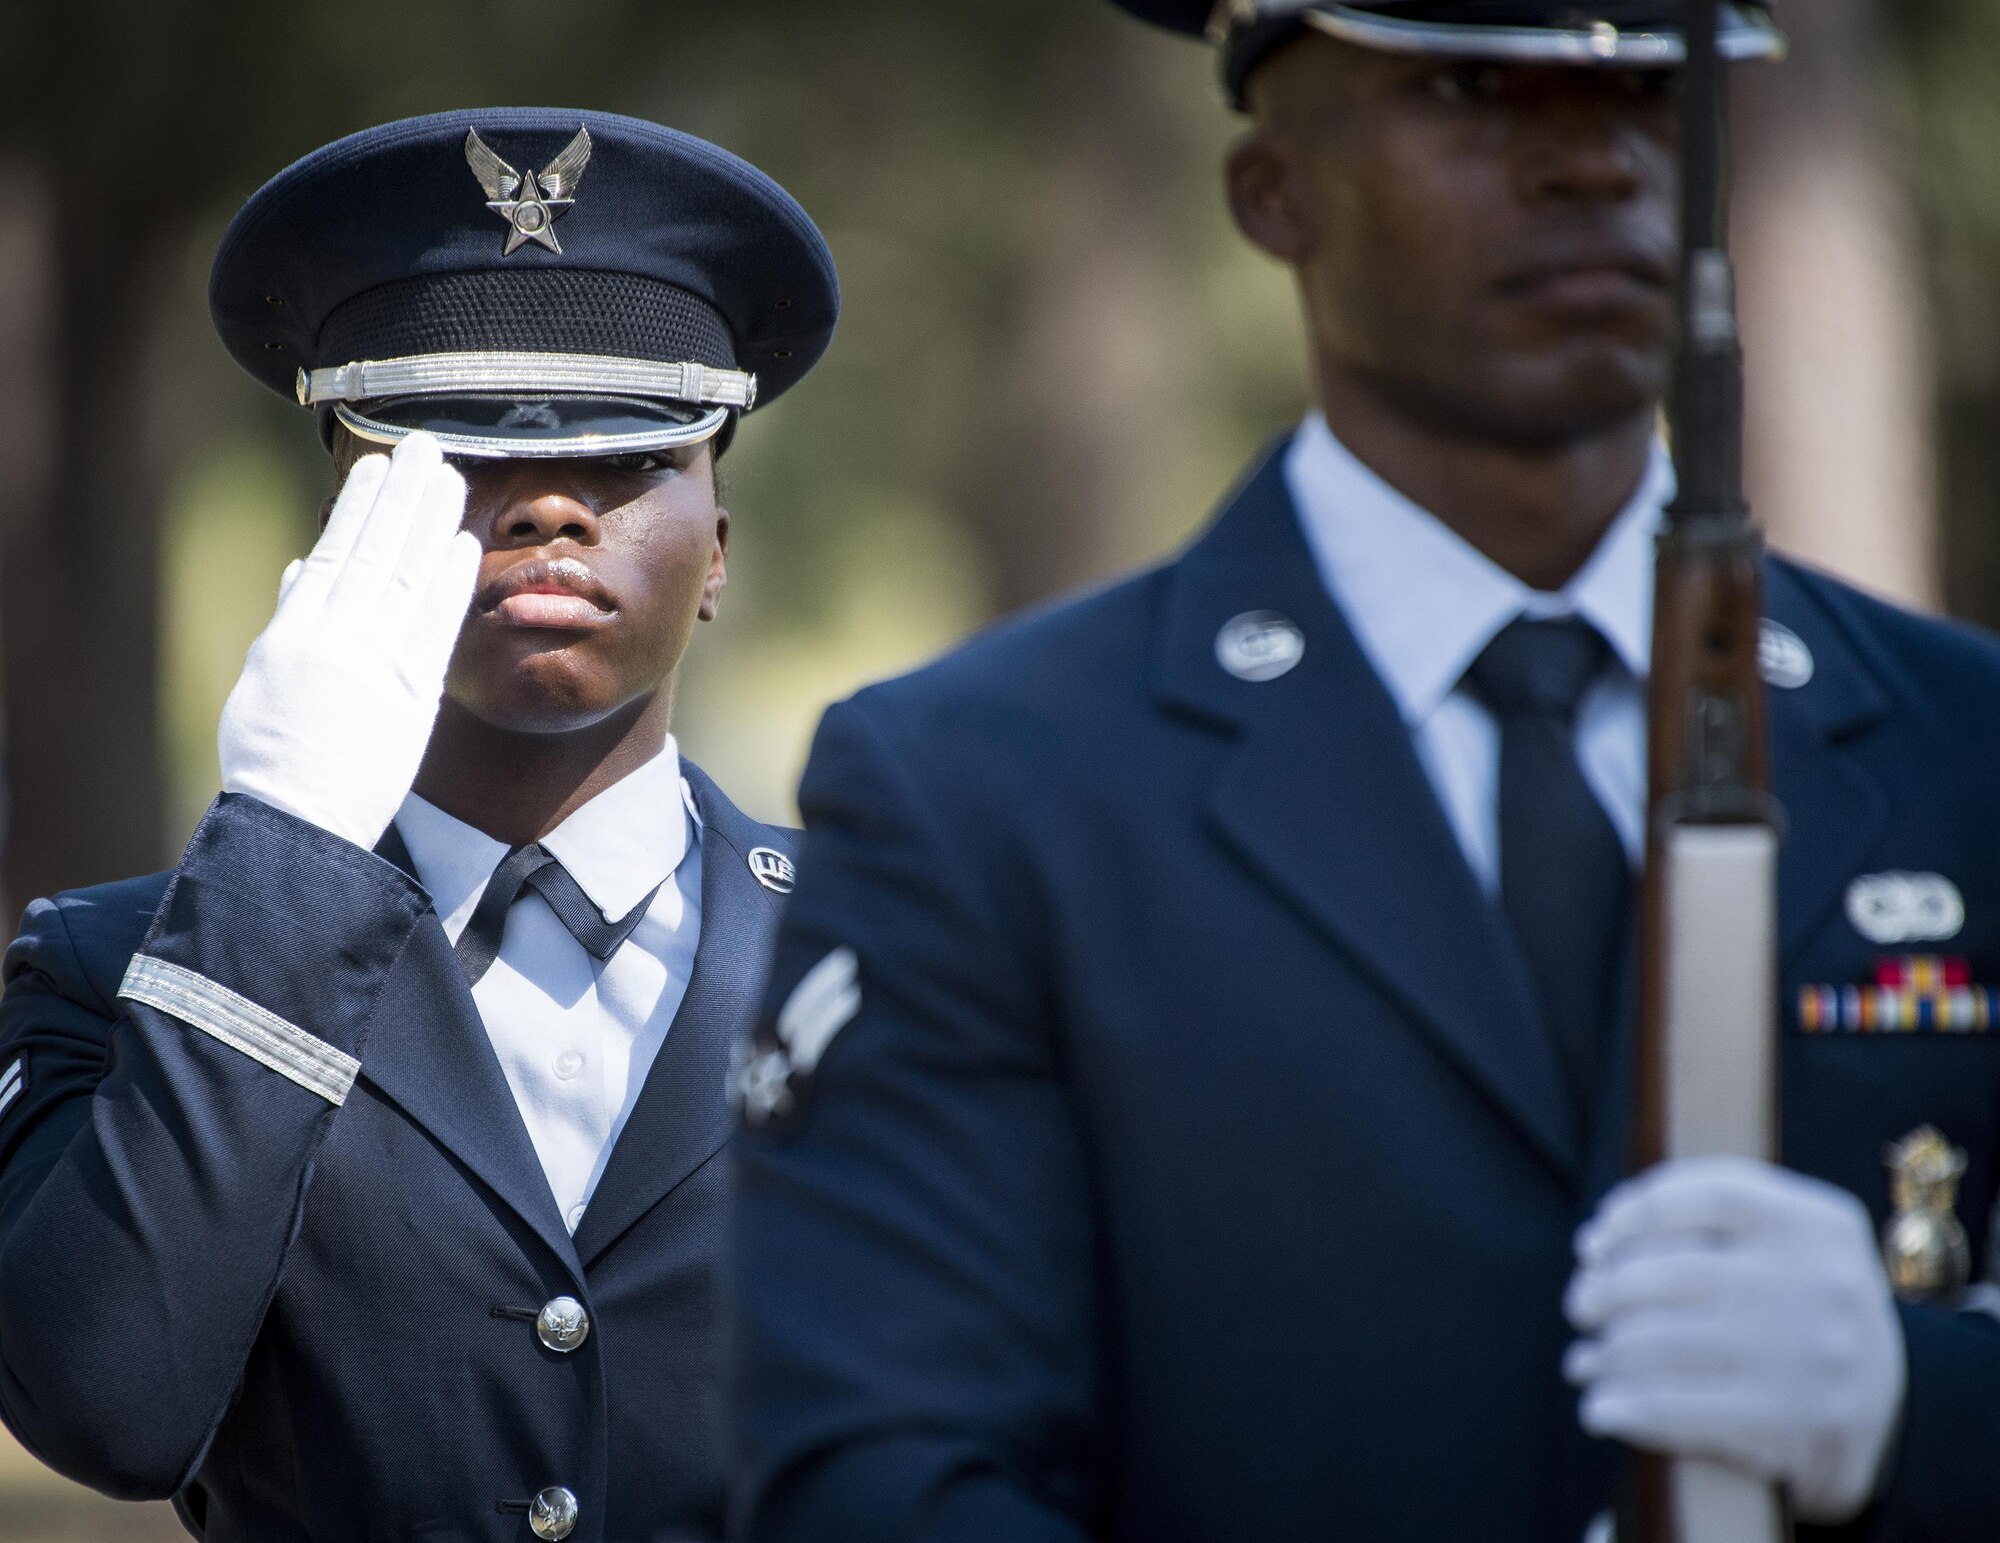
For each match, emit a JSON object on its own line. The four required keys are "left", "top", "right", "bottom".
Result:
{"left": 1762, "top": 563, "right": 1892, "bottom": 964}
{"left": 1159, "top": 445, "right": 1581, "bottom": 1176}
{"left": 573, "top": 763, "right": 784, "bottom": 1267}
{"left": 355, "top": 914, "right": 585, "bottom": 1278}
{"left": 1158, "top": 447, "right": 1893, "bottom": 1187}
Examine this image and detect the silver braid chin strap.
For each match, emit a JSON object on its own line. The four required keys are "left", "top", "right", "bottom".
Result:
{"left": 297, "top": 350, "right": 759, "bottom": 412}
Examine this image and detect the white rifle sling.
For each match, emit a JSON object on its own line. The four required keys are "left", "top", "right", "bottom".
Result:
{"left": 1660, "top": 824, "right": 1785, "bottom": 1542}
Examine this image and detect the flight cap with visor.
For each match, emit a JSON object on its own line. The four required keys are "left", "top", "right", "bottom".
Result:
{"left": 1107, "top": 1, "right": 1785, "bottom": 106}
{"left": 211, "top": 108, "right": 840, "bottom": 460}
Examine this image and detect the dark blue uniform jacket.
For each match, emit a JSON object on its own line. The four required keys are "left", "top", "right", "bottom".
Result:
{"left": 0, "top": 763, "right": 792, "bottom": 1543}
{"left": 734, "top": 445, "right": 2000, "bottom": 1543}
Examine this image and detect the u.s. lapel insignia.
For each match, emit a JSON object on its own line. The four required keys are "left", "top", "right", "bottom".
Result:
{"left": 1882, "top": 1125, "right": 1970, "bottom": 1303}
{"left": 464, "top": 127, "right": 592, "bottom": 256}
{"left": 748, "top": 846, "right": 796, "bottom": 895}
{"left": 1216, "top": 611, "right": 1304, "bottom": 683}
{"left": 1757, "top": 619, "right": 1815, "bottom": 690}
{"left": 1846, "top": 871, "right": 1965, "bottom": 946}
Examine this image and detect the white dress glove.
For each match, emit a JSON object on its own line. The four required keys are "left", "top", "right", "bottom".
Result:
{"left": 218, "top": 432, "right": 480, "bottom": 851}
{"left": 1564, "top": 1156, "right": 1906, "bottom": 1524}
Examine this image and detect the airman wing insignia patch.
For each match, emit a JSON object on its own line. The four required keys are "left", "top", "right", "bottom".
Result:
{"left": 733, "top": 947, "right": 861, "bottom": 1126}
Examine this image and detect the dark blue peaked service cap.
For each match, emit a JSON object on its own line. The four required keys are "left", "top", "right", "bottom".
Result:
{"left": 211, "top": 108, "right": 840, "bottom": 459}
{"left": 1111, "top": 1, "right": 1783, "bottom": 106}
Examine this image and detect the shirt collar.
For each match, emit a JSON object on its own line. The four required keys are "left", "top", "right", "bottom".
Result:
{"left": 394, "top": 737, "right": 697, "bottom": 934}
{"left": 1284, "top": 412, "right": 1670, "bottom": 728}
{"left": 541, "top": 739, "right": 698, "bottom": 922}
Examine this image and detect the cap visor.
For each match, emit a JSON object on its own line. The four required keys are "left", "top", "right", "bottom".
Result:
{"left": 1297, "top": 2, "right": 1785, "bottom": 63}
{"left": 335, "top": 393, "right": 728, "bottom": 460}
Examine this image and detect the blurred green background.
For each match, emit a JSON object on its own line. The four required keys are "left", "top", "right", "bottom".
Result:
{"left": 0, "top": 0, "right": 1304, "bottom": 906}
{"left": 3, "top": 0, "right": 2000, "bottom": 1535}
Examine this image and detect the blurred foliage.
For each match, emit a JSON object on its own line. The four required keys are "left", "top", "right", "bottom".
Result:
{"left": 161, "top": 443, "right": 314, "bottom": 841}
{"left": 11, "top": 0, "right": 1304, "bottom": 846}
{"left": 1, "top": 2, "right": 1995, "bottom": 851}
{"left": 1900, "top": 0, "right": 2000, "bottom": 371}
{"left": 1895, "top": 0, "right": 2000, "bottom": 625}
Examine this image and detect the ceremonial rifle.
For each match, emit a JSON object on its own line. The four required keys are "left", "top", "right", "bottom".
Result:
{"left": 1628, "top": 2, "right": 1790, "bottom": 1540}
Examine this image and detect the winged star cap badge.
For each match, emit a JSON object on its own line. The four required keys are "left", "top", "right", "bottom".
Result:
{"left": 464, "top": 127, "right": 592, "bottom": 256}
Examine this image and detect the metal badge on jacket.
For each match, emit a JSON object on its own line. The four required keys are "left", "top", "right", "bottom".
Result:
{"left": 1882, "top": 1126, "right": 1971, "bottom": 1304}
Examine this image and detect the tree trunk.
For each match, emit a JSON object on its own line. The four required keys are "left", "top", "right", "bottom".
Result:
{"left": 2, "top": 0, "right": 269, "bottom": 906}
{"left": 1732, "top": 0, "right": 1938, "bottom": 610}
{"left": 0, "top": 153, "right": 174, "bottom": 907}
{"left": 0, "top": 160, "right": 58, "bottom": 924}
{"left": 951, "top": 9, "right": 1204, "bottom": 614}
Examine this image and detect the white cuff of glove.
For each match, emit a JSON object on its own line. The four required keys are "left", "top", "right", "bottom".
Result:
{"left": 1564, "top": 1156, "right": 1906, "bottom": 1525}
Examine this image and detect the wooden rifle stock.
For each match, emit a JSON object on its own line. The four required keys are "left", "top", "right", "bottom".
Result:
{"left": 1625, "top": 2, "right": 1791, "bottom": 1540}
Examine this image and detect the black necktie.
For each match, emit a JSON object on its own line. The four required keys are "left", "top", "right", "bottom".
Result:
{"left": 454, "top": 842, "right": 663, "bottom": 987}
{"left": 1466, "top": 617, "right": 1633, "bottom": 1123}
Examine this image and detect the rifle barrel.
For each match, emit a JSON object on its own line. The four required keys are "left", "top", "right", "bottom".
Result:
{"left": 1628, "top": 4, "right": 1789, "bottom": 1540}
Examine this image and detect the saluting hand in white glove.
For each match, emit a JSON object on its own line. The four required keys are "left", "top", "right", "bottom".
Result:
{"left": 218, "top": 432, "right": 481, "bottom": 851}
{"left": 1564, "top": 1156, "right": 1907, "bottom": 1525}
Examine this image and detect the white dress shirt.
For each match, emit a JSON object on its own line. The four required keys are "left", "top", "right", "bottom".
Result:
{"left": 392, "top": 741, "right": 703, "bottom": 1233}
{"left": 1285, "top": 412, "right": 1672, "bottom": 895}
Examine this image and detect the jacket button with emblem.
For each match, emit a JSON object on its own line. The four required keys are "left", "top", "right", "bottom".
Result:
{"left": 535, "top": 1297, "right": 590, "bottom": 1353}
{"left": 530, "top": 1485, "right": 579, "bottom": 1541}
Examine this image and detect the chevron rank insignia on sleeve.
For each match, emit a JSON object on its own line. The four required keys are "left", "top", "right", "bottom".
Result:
{"left": 733, "top": 948, "right": 861, "bottom": 1126}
